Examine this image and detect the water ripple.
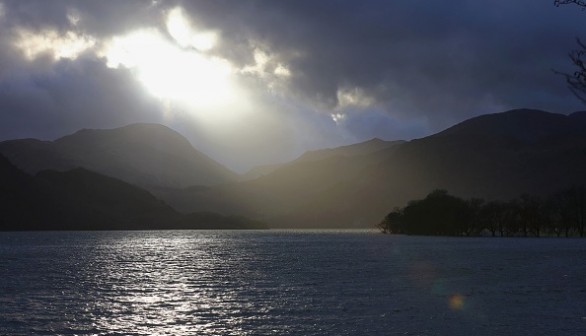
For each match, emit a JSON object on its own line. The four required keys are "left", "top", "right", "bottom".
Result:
{"left": 0, "top": 231, "right": 585, "bottom": 335}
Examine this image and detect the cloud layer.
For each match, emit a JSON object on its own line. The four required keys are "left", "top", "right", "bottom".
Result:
{"left": 1, "top": 0, "right": 585, "bottom": 171}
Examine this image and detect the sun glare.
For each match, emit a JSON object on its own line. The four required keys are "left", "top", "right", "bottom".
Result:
{"left": 13, "top": 5, "right": 260, "bottom": 122}
{"left": 99, "top": 7, "right": 246, "bottom": 114}
{"left": 166, "top": 7, "right": 217, "bottom": 51}
{"left": 101, "top": 29, "right": 238, "bottom": 111}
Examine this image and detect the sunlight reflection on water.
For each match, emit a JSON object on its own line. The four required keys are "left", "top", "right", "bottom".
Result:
{"left": 80, "top": 233, "right": 259, "bottom": 335}
{"left": 0, "top": 231, "right": 585, "bottom": 335}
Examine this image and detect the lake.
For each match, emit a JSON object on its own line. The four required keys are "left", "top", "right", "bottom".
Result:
{"left": 0, "top": 230, "right": 585, "bottom": 335}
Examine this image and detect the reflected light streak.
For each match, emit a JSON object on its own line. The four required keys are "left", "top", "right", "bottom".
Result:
{"left": 85, "top": 232, "right": 252, "bottom": 335}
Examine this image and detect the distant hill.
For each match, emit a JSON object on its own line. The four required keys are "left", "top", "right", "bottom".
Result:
{"left": 241, "top": 138, "right": 404, "bottom": 181}
{"left": 34, "top": 167, "right": 181, "bottom": 230}
{"left": 390, "top": 109, "right": 586, "bottom": 199}
{"left": 240, "top": 163, "right": 287, "bottom": 181}
{"left": 0, "top": 123, "right": 237, "bottom": 189}
{"left": 294, "top": 138, "right": 405, "bottom": 162}
{"left": 0, "top": 154, "right": 44, "bottom": 228}
{"left": 155, "top": 109, "right": 586, "bottom": 228}
{"left": 0, "top": 154, "right": 265, "bottom": 231}
{"left": 430, "top": 109, "right": 586, "bottom": 143}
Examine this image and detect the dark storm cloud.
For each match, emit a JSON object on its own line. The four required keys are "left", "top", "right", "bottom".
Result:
{"left": 0, "top": 56, "right": 165, "bottom": 140}
{"left": 177, "top": 0, "right": 586, "bottom": 129}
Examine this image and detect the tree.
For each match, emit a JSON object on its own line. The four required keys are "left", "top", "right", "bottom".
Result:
{"left": 378, "top": 208, "right": 403, "bottom": 234}
{"left": 547, "top": 191, "right": 575, "bottom": 237}
{"left": 480, "top": 200, "right": 509, "bottom": 237}
{"left": 378, "top": 187, "right": 586, "bottom": 237}
{"left": 518, "top": 194, "right": 547, "bottom": 237}
{"left": 389, "top": 190, "right": 472, "bottom": 236}
{"left": 555, "top": 1, "right": 586, "bottom": 102}
{"left": 465, "top": 198, "right": 485, "bottom": 236}
{"left": 566, "top": 186, "right": 586, "bottom": 237}
{"left": 555, "top": 0, "right": 586, "bottom": 8}
{"left": 555, "top": 39, "right": 586, "bottom": 103}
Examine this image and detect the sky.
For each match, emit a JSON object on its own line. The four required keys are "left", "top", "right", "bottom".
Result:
{"left": 0, "top": 0, "right": 585, "bottom": 172}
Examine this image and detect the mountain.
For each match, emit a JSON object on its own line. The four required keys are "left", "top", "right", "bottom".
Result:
{"left": 0, "top": 153, "right": 178, "bottom": 230}
{"left": 241, "top": 138, "right": 404, "bottom": 181}
{"left": 155, "top": 109, "right": 586, "bottom": 228}
{"left": 0, "top": 154, "right": 265, "bottom": 230}
{"left": 389, "top": 109, "right": 586, "bottom": 199}
{"left": 294, "top": 138, "right": 405, "bottom": 162}
{"left": 0, "top": 123, "right": 237, "bottom": 189}
{"left": 240, "top": 163, "right": 287, "bottom": 181}
{"left": 429, "top": 109, "right": 586, "bottom": 143}
{"left": 4, "top": 109, "right": 585, "bottom": 229}
{"left": 0, "top": 154, "right": 43, "bottom": 228}
{"left": 34, "top": 167, "right": 181, "bottom": 230}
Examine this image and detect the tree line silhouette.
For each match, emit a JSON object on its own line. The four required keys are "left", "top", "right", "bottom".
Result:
{"left": 378, "top": 188, "right": 586, "bottom": 237}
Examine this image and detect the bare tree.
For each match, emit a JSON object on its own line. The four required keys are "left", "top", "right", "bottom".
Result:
{"left": 555, "top": 1, "right": 586, "bottom": 102}
{"left": 555, "top": 39, "right": 586, "bottom": 103}
{"left": 555, "top": 0, "right": 586, "bottom": 8}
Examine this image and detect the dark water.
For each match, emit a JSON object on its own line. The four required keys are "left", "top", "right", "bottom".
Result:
{"left": 0, "top": 230, "right": 585, "bottom": 335}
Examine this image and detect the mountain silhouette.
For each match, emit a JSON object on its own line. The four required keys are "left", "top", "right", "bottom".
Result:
{"left": 241, "top": 138, "right": 404, "bottom": 181}
{"left": 294, "top": 138, "right": 405, "bottom": 163}
{"left": 0, "top": 154, "right": 265, "bottom": 231}
{"left": 388, "top": 109, "right": 586, "bottom": 199}
{"left": 0, "top": 153, "right": 43, "bottom": 228}
{"left": 155, "top": 109, "right": 586, "bottom": 228}
{"left": 4, "top": 109, "right": 586, "bottom": 229}
{"left": 0, "top": 123, "right": 237, "bottom": 190}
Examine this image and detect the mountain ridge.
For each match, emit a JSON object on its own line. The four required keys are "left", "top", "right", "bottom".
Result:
{"left": 3, "top": 108, "right": 586, "bottom": 229}
{"left": 155, "top": 109, "right": 586, "bottom": 228}
{"left": 0, "top": 123, "right": 237, "bottom": 190}
{"left": 241, "top": 137, "right": 404, "bottom": 181}
{"left": 0, "top": 153, "right": 266, "bottom": 231}
{"left": 430, "top": 109, "right": 586, "bottom": 144}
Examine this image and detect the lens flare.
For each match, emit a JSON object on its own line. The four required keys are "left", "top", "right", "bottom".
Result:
{"left": 449, "top": 293, "right": 465, "bottom": 311}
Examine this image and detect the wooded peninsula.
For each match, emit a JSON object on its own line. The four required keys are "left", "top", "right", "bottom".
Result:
{"left": 378, "top": 188, "right": 586, "bottom": 237}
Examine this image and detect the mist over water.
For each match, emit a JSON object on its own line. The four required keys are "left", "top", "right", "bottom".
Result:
{"left": 0, "top": 231, "right": 585, "bottom": 335}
